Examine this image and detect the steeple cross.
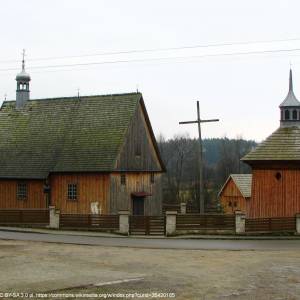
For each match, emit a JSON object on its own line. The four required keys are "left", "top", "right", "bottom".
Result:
{"left": 22, "top": 49, "right": 26, "bottom": 71}
{"left": 179, "top": 101, "right": 219, "bottom": 214}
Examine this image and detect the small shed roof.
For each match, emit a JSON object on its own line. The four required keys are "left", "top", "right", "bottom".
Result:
{"left": 219, "top": 174, "right": 252, "bottom": 198}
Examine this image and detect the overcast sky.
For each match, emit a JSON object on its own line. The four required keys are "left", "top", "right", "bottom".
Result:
{"left": 1, "top": 0, "right": 300, "bottom": 142}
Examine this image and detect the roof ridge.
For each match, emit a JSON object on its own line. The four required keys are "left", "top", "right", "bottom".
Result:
{"left": 3, "top": 92, "right": 142, "bottom": 103}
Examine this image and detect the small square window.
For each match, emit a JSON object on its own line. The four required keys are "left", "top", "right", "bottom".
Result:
{"left": 121, "top": 174, "right": 126, "bottom": 185}
{"left": 17, "top": 182, "right": 27, "bottom": 200}
{"left": 150, "top": 172, "right": 155, "bottom": 184}
{"left": 68, "top": 184, "right": 77, "bottom": 200}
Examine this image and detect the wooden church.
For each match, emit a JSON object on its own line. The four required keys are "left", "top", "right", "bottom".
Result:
{"left": 0, "top": 56, "right": 165, "bottom": 215}
{"left": 242, "top": 69, "right": 300, "bottom": 218}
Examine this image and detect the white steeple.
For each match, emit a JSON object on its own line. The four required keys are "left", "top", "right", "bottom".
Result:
{"left": 16, "top": 49, "right": 31, "bottom": 109}
{"left": 279, "top": 69, "right": 300, "bottom": 127}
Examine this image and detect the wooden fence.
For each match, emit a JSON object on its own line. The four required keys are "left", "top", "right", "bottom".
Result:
{"left": 245, "top": 217, "right": 296, "bottom": 233}
{"left": 176, "top": 214, "right": 235, "bottom": 231}
{"left": 162, "top": 204, "right": 199, "bottom": 214}
{"left": 129, "top": 216, "right": 165, "bottom": 235}
{"left": 0, "top": 209, "right": 49, "bottom": 226}
{"left": 60, "top": 214, "right": 119, "bottom": 230}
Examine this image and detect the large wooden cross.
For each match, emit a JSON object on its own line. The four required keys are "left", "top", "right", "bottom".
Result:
{"left": 179, "top": 101, "right": 219, "bottom": 214}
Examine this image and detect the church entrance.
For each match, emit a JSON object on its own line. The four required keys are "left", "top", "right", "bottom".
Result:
{"left": 132, "top": 196, "right": 145, "bottom": 215}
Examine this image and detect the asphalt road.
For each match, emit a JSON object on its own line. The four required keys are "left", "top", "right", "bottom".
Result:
{"left": 1, "top": 230, "right": 300, "bottom": 250}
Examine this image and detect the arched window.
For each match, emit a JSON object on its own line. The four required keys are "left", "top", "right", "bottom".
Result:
{"left": 285, "top": 110, "right": 290, "bottom": 120}
{"left": 293, "top": 110, "right": 297, "bottom": 120}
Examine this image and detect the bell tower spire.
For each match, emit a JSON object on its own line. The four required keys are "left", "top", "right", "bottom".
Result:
{"left": 289, "top": 68, "right": 293, "bottom": 92}
{"left": 22, "top": 49, "right": 25, "bottom": 71}
{"left": 279, "top": 68, "right": 300, "bottom": 127}
{"left": 16, "top": 49, "right": 31, "bottom": 109}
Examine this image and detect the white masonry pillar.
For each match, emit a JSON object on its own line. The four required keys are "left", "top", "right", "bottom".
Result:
{"left": 235, "top": 211, "right": 246, "bottom": 234}
{"left": 48, "top": 206, "right": 60, "bottom": 229}
{"left": 296, "top": 213, "right": 300, "bottom": 234}
{"left": 166, "top": 211, "right": 177, "bottom": 236}
{"left": 180, "top": 203, "right": 187, "bottom": 214}
{"left": 119, "top": 210, "right": 130, "bottom": 235}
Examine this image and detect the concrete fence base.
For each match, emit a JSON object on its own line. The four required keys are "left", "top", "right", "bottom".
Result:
{"left": 165, "top": 211, "right": 177, "bottom": 236}
{"left": 48, "top": 206, "right": 60, "bottom": 229}
{"left": 119, "top": 210, "right": 130, "bottom": 235}
{"left": 296, "top": 214, "right": 300, "bottom": 234}
{"left": 180, "top": 203, "right": 187, "bottom": 214}
{"left": 235, "top": 211, "right": 246, "bottom": 234}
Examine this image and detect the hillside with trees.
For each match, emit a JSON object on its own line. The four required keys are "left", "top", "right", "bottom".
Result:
{"left": 157, "top": 135, "right": 257, "bottom": 210}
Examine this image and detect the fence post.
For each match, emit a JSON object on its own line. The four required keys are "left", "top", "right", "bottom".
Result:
{"left": 235, "top": 211, "right": 246, "bottom": 234}
{"left": 180, "top": 203, "right": 187, "bottom": 214}
{"left": 119, "top": 210, "right": 130, "bottom": 235}
{"left": 166, "top": 211, "right": 177, "bottom": 236}
{"left": 296, "top": 214, "right": 300, "bottom": 234}
{"left": 48, "top": 206, "right": 60, "bottom": 229}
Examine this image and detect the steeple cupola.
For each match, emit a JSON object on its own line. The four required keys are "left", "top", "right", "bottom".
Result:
{"left": 279, "top": 69, "right": 300, "bottom": 127}
{"left": 16, "top": 49, "right": 31, "bottom": 109}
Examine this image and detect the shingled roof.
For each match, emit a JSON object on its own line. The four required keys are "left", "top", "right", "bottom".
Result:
{"left": 0, "top": 93, "right": 145, "bottom": 179}
{"left": 219, "top": 174, "right": 252, "bottom": 198}
{"left": 242, "top": 126, "right": 300, "bottom": 162}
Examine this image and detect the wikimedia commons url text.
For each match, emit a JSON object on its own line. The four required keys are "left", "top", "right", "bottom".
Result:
{"left": 0, "top": 292, "right": 176, "bottom": 299}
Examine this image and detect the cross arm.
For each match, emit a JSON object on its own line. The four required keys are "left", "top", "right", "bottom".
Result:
{"left": 201, "top": 119, "right": 219, "bottom": 123}
{"left": 179, "top": 119, "right": 219, "bottom": 125}
{"left": 179, "top": 120, "right": 198, "bottom": 124}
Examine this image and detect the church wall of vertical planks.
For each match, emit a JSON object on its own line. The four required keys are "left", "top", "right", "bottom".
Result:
{"left": 242, "top": 69, "right": 300, "bottom": 218}
{"left": 0, "top": 59, "right": 165, "bottom": 215}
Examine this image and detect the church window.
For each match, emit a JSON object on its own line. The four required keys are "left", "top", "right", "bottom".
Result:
{"left": 228, "top": 201, "right": 232, "bottom": 207}
{"left": 17, "top": 182, "right": 27, "bottom": 200}
{"left": 121, "top": 174, "right": 126, "bottom": 185}
{"left": 67, "top": 183, "right": 77, "bottom": 200}
{"left": 275, "top": 172, "right": 282, "bottom": 181}
{"left": 285, "top": 110, "right": 290, "bottom": 120}
{"left": 293, "top": 110, "right": 297, "bottom": 120}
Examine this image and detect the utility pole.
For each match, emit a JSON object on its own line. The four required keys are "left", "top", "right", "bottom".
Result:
{"left": 179, "top": 101, "right": 219, "bottom": 214}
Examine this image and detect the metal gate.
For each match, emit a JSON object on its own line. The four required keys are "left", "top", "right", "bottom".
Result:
{"left": 129, "top": 215, "right": 166, "bottom": 236}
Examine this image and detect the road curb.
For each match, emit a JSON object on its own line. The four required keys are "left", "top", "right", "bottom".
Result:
{"left": 1, "top": 226, "right": 300, "bottom": 240}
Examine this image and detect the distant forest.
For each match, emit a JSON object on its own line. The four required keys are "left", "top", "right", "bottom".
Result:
{"left": 157, "top": 135, "right": 257, "bottom": 208}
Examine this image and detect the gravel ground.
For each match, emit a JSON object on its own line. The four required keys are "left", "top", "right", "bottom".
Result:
{"left": 0, "top": 240, "right": 300, "bottom": 300}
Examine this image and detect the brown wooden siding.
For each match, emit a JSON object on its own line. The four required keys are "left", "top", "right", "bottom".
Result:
{"left": 109, "top": 172, "right": 162, "bottom": 215}
{"left": 115, "top": 103, "right": 162, "bottom": 172}
{"left": 50, "top": 174, "right": 110, "bottom": 214}
{"left": 219, "top": 178, "right": 247, "bottom": 214}
{"left": 0, "top": 180, "right": 46, "bottom": 208}
{"left": 249, "top": 168, "right": 300, "bottom": 218}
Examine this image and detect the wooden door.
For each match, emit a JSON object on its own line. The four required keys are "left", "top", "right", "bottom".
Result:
{"left": 132, "top": 196, "right": 145, "bottom": 215}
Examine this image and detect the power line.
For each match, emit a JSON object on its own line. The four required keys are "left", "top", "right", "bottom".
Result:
{"left": 0, "top": 46, "right": 300, "bottom": 73}
{"left": 1, "top": 37, "right": 300, "bottom": 64}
